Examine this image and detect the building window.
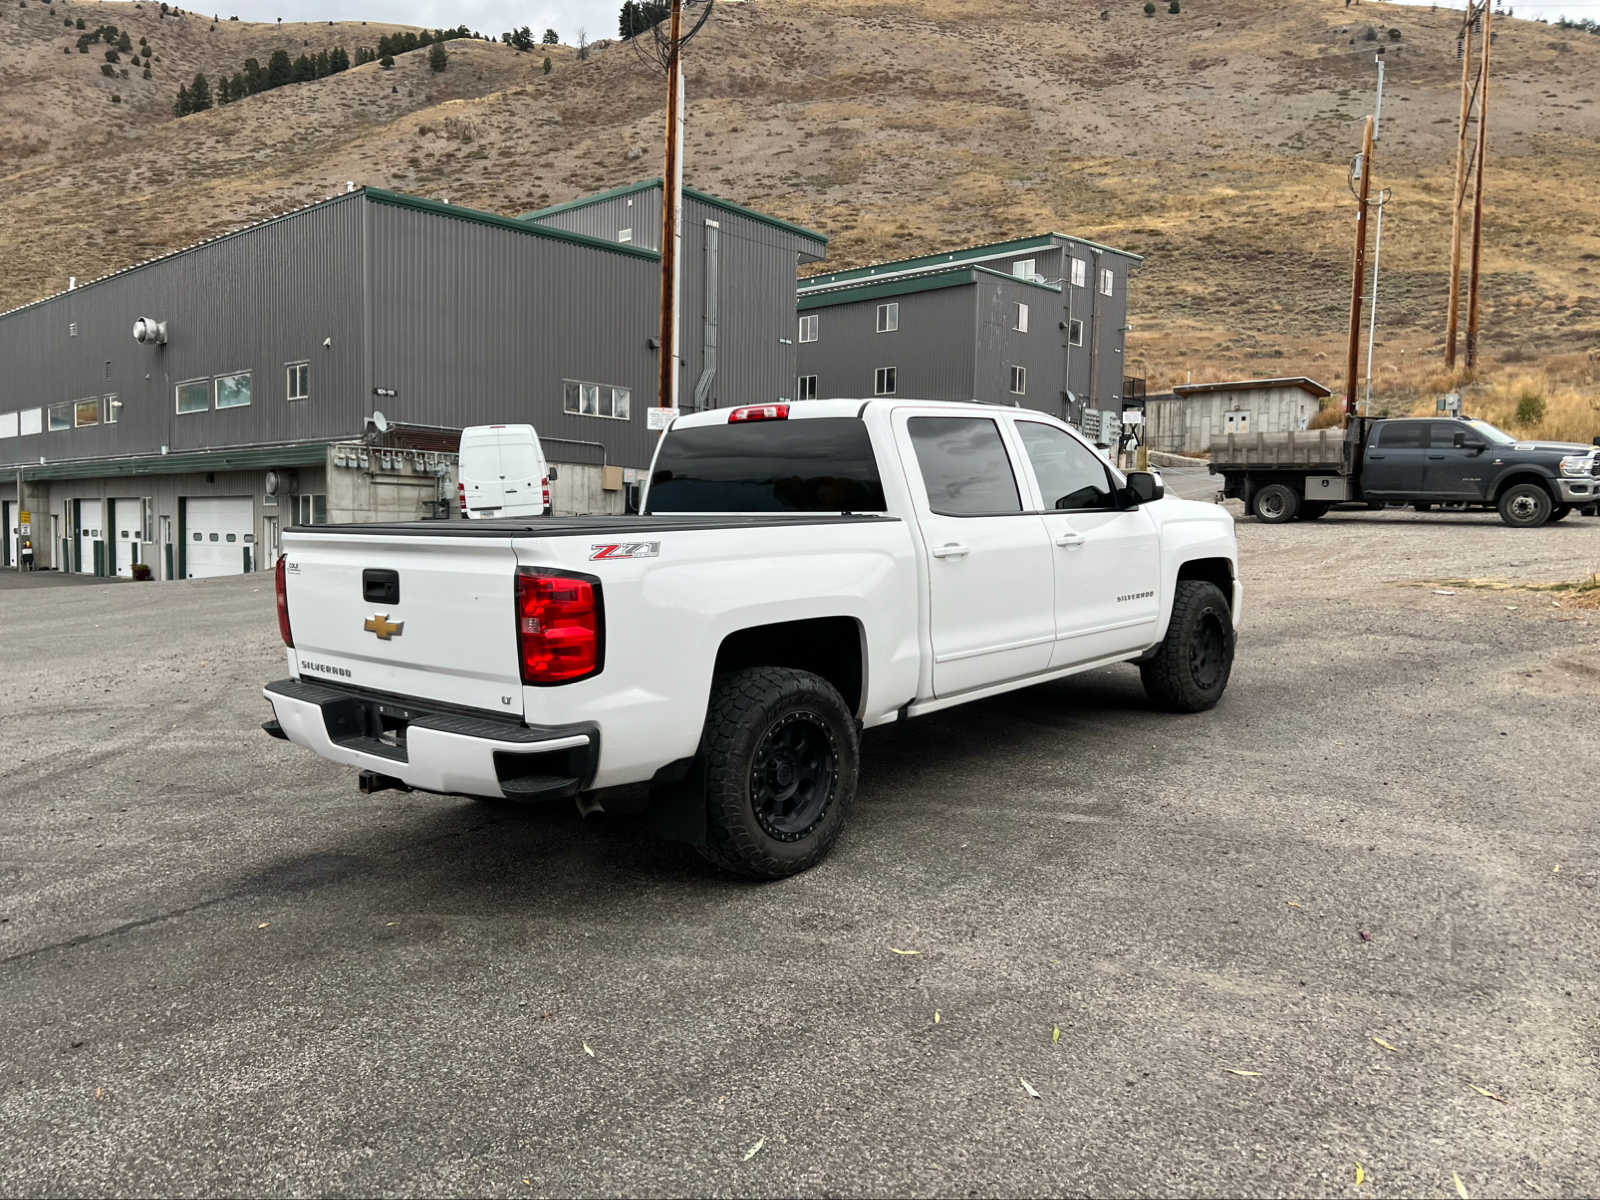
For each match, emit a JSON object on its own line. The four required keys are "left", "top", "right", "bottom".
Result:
{"left": 1068, "top": 319, "right": 1084, "bottom": 347}
{"left": 215, "top": 371, "right": 252, "bottom": 410}
{"left": 1071, "top": 258, "right": 1087, "bottom": 288}
{"left": 874, "top": 366, "right": 897, "bottom": 396}
{"left": 286, "top": 362, "right": 310, "bottom": 402}
{"left": 798, "top": 313, "right": 818, "bottom": 343}
{"left": 563, "top": 379, "right": 632, "bottom": 420}
{"left": 48, "top": 401, "right": 73, "bottom": 431}
{"left": 797, "top": 375, "right": 818, "bottom": 401}
{"left": 0, "top": 411, "right": 16, "bottom": 439}
{"left": 1012, "top": 258, "right": 1036, "bottom": 281}
{"left": 1015, "top": 302, "right": 1029, "bottom": 333}
{"left": 20, "top": 408, "right": 41, "bottom": 436}
{"left": 876, "top": 302, "right": 899, "bottom": 333}
{"left": 298, "top": 493, "right": 328, "bottom": 525}
{"left": 618, "top": 228, "right": 633, "bottom": 243}
{"left": 176, "top": 380, "right": 209, "bottom": 415}
{"left": 74, "top": 398, "right": 100, "bottom": 428}
{"left": 1010, "top": 365, "right": 1027, "bottom": 395}
{"left": 1099, "top": 268, "right": 1115, "bottom": 297}
{"left": 103, "top": 394, "right": 118, "bottom": 423}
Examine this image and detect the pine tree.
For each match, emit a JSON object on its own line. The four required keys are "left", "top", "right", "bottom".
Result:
{"left": 329, "top": 46, "right": 349, "bottom": 72}
{"left": 542, "top": 55, "right": 551, "bottom": 74}
{"left": 188, "top": 70, "right": 211, "bottom": 110}
{"left": 242, "top": 55, "right": 263, "bottom": 91}
{"left": 173, "top": 81, "right": 190, "bottom": 115}
{"left": 379, "top": 53, "right": 393, "bottom": 69}
{"left": 542, "top": 28, "right": 557, "bottom": 44}
{"left": 267, "top": 47, "right": 292, "bottom": 87}
{"left": 428, "top": 41, "right": 447, "bottom": 71}
{"left": 292, "top": 53, "right": 314, "bottom": 82}
{"left": 315, "top": 48, "right": 329, "bottom": 76}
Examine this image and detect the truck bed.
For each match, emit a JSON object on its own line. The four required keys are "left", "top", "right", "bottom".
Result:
{"left": 1209, "top": 429, "right": 1347, "bottom": 472}
{"left": 287, "top": 514, "right": 899, "bottom": 537}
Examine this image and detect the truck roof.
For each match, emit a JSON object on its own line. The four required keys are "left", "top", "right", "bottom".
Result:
{"left": 670, "top": 398, "right": 1022, "bottom": 429}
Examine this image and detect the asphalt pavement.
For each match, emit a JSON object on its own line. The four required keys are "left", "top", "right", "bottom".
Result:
{"left": 1, "top": 500, "right": 1596, "bottom": 1197}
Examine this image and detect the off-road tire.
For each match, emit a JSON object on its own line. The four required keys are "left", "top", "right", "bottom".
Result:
{"left": 1497, "top": 482, "right": 1553, "bottom": 528}
{"left": 1140, "top": 580, "right": 1235, "bottom": 713}
{"left": 1548, "top": 504, "right": 1571, "bottom": 523}
{"left": 1252, "top": 483, "right": 1300, "bottom": 523}
{"left": 1298, "top": 501, "right": 1330, "bottom": 521}
{"left": 696, "top": 667, "right": 859, "bottom": 879}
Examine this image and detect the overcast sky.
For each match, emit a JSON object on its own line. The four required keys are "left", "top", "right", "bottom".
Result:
{"left": 125, "top": 0, "right": 1600, "bottom": 41}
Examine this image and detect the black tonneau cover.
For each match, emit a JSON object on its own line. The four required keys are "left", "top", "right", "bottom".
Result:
{"left": 286, "top": 514, "right": 898, "bottom": 538}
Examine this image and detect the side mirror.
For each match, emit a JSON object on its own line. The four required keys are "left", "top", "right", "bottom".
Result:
{"left": 1124, "top": 471, "right": 1164, "bottom": 505}
{"left": 547, "top": 465, "right": 559, "bottom": 481}
{"left": 1592, "top": 436, "right": 1600, "bottom": 448}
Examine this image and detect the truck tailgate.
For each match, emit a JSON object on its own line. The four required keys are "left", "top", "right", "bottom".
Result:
{"left": 282, "top": 532, "right": 523, "bottom": 717}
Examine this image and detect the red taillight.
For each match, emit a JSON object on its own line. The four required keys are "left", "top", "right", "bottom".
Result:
{"left": 516, "top": 569, "right": 602, "bottom": 684}
{"left": 729, "top": 404, "right": 789, "bottom": 423}
{"left": 542, "top": 476, "right": 551, "bottom": 511}
{"left": 275, "top": 554, "right": 294, "bottom": 648}
{"left": 458, "top": 480, "right": 467, "bottom": 517}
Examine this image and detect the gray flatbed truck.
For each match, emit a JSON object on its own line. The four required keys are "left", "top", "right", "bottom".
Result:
{"left": 1210, "top": 416, "right": 1600, "bottom": 529}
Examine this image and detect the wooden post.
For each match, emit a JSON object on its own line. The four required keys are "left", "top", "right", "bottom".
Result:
{"left": 1344, "top": 115, "right": 1375, "bottom": 422}
{"left": 657, "top": 0, "right": 684, "bottom": 410}
{"left": 1465, "top": 2, "right": 1492, "bottom": 369}
{"left": 1444, "top": 3, "right": 1474, "bottom": 368}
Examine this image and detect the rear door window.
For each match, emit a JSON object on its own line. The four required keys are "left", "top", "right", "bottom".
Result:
{"left": 1377, "top": 422, "right": 1425, "bottom": 448}
{"left": 907, "top": 416, "right": 1022, "bottom": 515}
{"left": 647, "top": 417, "right": 887, "bottom": 513}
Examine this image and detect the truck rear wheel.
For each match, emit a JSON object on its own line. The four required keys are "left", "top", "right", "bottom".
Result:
{"left": 1497, "top": 482, "right": 1553, "bottom": 528}
{"left": 1140, "top": 580, "right": 1235, "bottom": 713}
{"left": 1251, "top": 483, "right": 1300, "bottom": 523}
{"left": 697, "top": 667, "right": 859, "bottom": 879}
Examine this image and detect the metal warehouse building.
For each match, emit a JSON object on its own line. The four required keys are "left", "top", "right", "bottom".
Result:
{"left": 0, "top": 183, "right": 827, "bottom": 579}
{"left": 795, "top": 233, "right": 1141, "bottom": 432}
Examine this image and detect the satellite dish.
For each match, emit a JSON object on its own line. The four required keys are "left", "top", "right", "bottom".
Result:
{"left": 264, "top": 470, "right": 281, "bottom": 496}
{"left": 369, "top": 410, "right": 389, "bottom": 434}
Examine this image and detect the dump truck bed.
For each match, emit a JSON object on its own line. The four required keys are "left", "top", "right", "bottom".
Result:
{"left": 1208, "top": 427, "right": 1349, "bottom": 473}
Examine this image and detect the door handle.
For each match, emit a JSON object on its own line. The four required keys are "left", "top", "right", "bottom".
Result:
{"left": 1427, "top": 453, "right": 1445, "bottom": 460}
{"left": 930, "top": 542, "right": 970, "bottom": 560}
{"left": 1054, "top": 531, "right": 1086, "bottom": 548}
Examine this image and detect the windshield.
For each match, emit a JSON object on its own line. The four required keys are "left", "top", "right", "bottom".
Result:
{"left": 1464, "top": 419, "right": 1516, "bottom": 446}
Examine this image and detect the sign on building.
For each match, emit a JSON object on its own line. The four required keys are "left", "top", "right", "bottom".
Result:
{"left": 646, "top": 407, "right": 679, "bottom": 431}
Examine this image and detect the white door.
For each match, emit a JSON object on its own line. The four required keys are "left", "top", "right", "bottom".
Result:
{"left": 896, "top": 411, "right": 1055, "bottom": 698}
{"left": 186, "top": 497, "right": 254, "bottom": 579}
{"left": 78, "top": 499, "right": 102, "bottom": 575}
{"left": 112, "top": 497, "right": 142, "bottom": 577}
{"left": 1011, "top": 418, "right": 1162, "bottom": 668}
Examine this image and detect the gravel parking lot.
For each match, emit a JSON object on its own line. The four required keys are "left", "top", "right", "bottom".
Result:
{"left": 3, "top": 490, "right": 1597, "bottom": 1198}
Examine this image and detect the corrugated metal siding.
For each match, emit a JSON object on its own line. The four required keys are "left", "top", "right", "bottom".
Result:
{"left": 0, "top": 195, "right": 367, "bottom": 470}
{"left": 795, "top": 284, "right": 979, "bottom": 402}
{"left": 534, "top": 190, "right": 665, "bottom": 250}
{"left": 367, "top": 201, "right": 662, "bottom": 467}
{"left": 974, "top": 279, "right": 1063, "bottom": 414}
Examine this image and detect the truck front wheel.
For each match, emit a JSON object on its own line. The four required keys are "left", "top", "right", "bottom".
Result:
{"left": 697, "top": 667, "right": 859, "bottom": 879}
{"left": 1141, "top": 581, "right": 1235, "bottom": 713}
{"left": 1251, "top": 483, "right": 1300, "bottom": 523}
{"left": 1497, "top": 482, "right": 1553, "bottom": 528}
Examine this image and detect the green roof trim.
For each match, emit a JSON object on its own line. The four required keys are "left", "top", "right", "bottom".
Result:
{"left": 797, "top": 265, "right": 1061, "bottom": 310}
{"left": 365, "top": 187, "right": 661, "bottom": 261}
{"left": 522, "top": 178, "right": 829, "bottom": 247}
{"left": 800, "top": 231, "right": 1143, "bottom": 291}
{"left": 14, "top": 441, "right": 330, "bottom": 481}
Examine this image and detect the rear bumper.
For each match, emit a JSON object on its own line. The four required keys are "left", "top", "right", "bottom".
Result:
{"left": 262, "top": 678, "right": 598, "bottom": 800}
{"left": 1556, "top": 477, "right": 1600, "bottom": 504}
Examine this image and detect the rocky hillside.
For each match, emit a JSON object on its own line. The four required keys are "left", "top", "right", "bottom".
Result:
{"left": 2, "top": 0, "right": 1598, "bottom": 397}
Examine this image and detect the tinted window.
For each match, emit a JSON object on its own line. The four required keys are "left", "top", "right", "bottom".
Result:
{"left": 1428, "top": 421, "right": 1467, "bottom": 448}
{"left": 908, "top": 416, "right": 1021, "bottom": 515}
{"left": 1377, "top": 421, "right": 1425, "bottom": 448}
{"left": 1017, "top": 421, "right": 1114, "bottom": 510}
{"left": 647, "top": 417, "right": 886, "bottom": 513}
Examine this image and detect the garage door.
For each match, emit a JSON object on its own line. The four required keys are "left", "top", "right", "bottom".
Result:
{"left": 111, "top": 497, "right": 143, "bottom": 578}
{"left": 77, "top": 499, "right": 102, "bottom": 575}
{"left": 185, "top": 497, "right": 254, "bottom": 579}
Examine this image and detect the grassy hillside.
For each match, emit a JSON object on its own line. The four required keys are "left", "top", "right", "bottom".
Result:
{"left": 2, "top": 0, "right": 1597, "bottom": 430}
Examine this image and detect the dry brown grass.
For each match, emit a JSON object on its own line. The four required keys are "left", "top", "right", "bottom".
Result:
{"left": 2, "top": 0, "right": 1598, "bottom": 398}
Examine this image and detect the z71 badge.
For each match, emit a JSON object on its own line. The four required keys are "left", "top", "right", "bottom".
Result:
{"left": 589, "top": 541, "right": 661, "bottom": 561}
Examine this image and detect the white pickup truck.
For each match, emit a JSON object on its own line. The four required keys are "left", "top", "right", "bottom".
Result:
{"left": 264, "top": 399, "right": 1241, "bottom": 877}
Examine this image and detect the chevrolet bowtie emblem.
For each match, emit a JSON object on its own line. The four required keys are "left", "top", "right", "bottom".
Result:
{"left": 363, "top": 613, "right": 404, "bottom": 640}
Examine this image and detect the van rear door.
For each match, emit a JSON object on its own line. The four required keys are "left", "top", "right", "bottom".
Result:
{"left": 497, "top": 437, "right": 548, "bottom": 517}
{"left": 461, "top": 430, "right": 508, "bottom": 518}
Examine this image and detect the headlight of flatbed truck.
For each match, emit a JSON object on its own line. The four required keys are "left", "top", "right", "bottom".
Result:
{"left": 1559, "top": 455, "right": 1595, "bottom": 477}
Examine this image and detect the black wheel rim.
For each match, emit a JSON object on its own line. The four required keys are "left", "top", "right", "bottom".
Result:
{"left": 750, "top": 710, "right": 837, "bottom": 842}
{"left": 1189, "top": 611, "right": 1227, "bottom": 691}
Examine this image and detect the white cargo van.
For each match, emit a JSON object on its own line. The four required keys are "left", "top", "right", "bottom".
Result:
{"left": 457, "top": 425, "right": 554, "bottom": 519}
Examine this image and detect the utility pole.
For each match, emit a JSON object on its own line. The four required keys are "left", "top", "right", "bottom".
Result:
{"left": 656, "top": 0, "right": 684, "bottom": 411}
{"left": 1464, "top": 1, "right": 1492, "bottom": 369}
{"left": 1444, "top": 3, "right": 1475, "bottom": 368}
{"left": 1343, "top": 114, "right": 1375, "bottom": 422}
{"left": 1363, "top": 49, "right": 1390, "bottom": 417}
